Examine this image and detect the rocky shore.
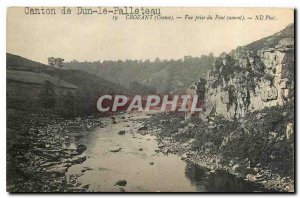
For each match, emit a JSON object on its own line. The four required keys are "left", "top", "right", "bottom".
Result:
{"left": 7, "top": 109, "right": 102, "bottom": 192}
{"left": 158, "top": 137, "right": 293, "bottom": 192}
{"left": 137, "top": 113, "right": 294, "bottom": 192}
{"left": 7, "top": 109, "right": 294, "bottom": 192}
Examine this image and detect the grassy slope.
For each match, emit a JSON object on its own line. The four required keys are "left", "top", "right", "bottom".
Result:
{"left": 7, "top": 53, "right": 133, "bottom": 95}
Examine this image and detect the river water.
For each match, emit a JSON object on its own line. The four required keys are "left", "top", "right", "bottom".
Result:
{"left": 67, "top": 113, "right": 264, "bottom": 192}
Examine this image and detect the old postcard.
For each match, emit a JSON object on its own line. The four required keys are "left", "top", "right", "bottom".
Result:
{"left": 6, "top": 7, "right": 294, "bottom": 192}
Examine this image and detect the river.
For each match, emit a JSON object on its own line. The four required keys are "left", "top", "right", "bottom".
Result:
{"left": 67, "top": 112, "right": 265, "bottom": 192}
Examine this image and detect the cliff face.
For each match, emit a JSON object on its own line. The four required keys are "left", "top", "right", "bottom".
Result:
{"left": 201, "top": 24, "right": 294, "bottom": 120}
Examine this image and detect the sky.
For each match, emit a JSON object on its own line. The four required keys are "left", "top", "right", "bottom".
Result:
{"left": 7, "top": 7, "right": 294, "bottom": 64}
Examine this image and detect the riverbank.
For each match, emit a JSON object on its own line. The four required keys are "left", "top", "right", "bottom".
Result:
{"left": 137, "top": 110, "right": 294, "bottom": 192}
{"left": 58, "top": 112, "right": 266, "bottom": 192}
{"left": 7, "top": 108, "right": 102, "bottom": 192}
{"left": 7, "top": 108, "right": 294, "bottom": 192}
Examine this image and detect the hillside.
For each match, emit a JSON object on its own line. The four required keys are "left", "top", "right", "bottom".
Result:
{"left": 7, "top": 53, "right": 133, "bottom": 96}
{"left": 235, "top": 23, "right": 294, "bottom": 57}
{"left": 64, "top": 55, "right": 216, "bottom": 93}
{"left": 7, "top": 53, "right": 134, "bottom": 116}
{"left": 7, "top": 70, "right": 77, "bottom": 89}
{"left": 7, "top": 53, "right": 53, "bottom": 71}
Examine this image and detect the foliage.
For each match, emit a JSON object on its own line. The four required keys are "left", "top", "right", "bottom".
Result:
{"left": 55, "top": 91, "right": 81, "bottom": 118}
{"left": 220, "top": 101, "right": 294, "bottom": 176}
{"left": 39, "top": 80, "right": 56, "bottom": 109}
{"left": 147, "top": 101, "right": 294, "bottom": 177}
{"left": 48, "top": 57, "right": 64, "bottom": 69}
{"left": 129, "top": 81, "right": 156, "bottom": 94}
{"left": 64, "top": 54, "right": 216, "bottom": 93}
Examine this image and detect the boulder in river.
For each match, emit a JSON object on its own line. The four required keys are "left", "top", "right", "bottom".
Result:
{"left": 154, "top": 149, "right": 160, "bottom": 153}
{"left": 76, "top": 144, "right": 87, "bottom": 155}
{"left": 82, "top": 184, "right": 90, "bottom": 189}
{"left": 118, "top": 187, "right": 126, "bottom": 192}
{"left": 232, "top": 163, "right": 240, "bottom": 171}
{"left": 158, "top": 142, "right": 165, "bottom": 149}
{"left": 181, "top": 153, "right": 188, "bottom": 160}
{"left": 114, "top": 180, "right": 127, "bottom": 186}
{"left": 110, "top": 148, "right": 122, "bottom": 153}
{"left": 46, "top": 165, "right": 68, "bottom": 177}
{"left": 138, "top": 126, "right": 148, "bottom": 131}
{"left": 118, "top": 130, "right": 126, "bottom": 135}
{"left": 65, "top": 156, "right": 87, "bottom": 165}
{"left": 245, "top": 174, "right": 265, "bottom": 182}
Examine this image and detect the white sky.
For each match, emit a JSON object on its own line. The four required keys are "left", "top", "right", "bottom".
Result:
{"left": 7, "top": 7, "right": 294, "bottom": 64}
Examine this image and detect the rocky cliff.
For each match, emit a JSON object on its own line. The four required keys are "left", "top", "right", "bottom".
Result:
{"left": 201, "top": 24, "right": 294, "bottom": 120}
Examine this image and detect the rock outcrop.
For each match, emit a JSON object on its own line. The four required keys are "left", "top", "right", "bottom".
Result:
{"left": 199, "top": 24, "right": 294, "bottom": 120}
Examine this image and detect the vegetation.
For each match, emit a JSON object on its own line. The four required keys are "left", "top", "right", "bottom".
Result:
{"left": 64, "top": 55, "right": 215, "bottom": 93}
{"left": 235, "top": 23, "right": 294, "bottom": 56}
{"left": 129, "top": 81, "right": 157, "bottom": 94}
{"left": 39, "top": 80, "right": 56, "bottom": 109}
{"left": 48, "top": 57, "right": 64, "bottom": 69}
{"left": 145, "top": 101, "right": 294, "bottom": 177}
{"left": 7, "top": 53, "right": 134, "bottom": 118}
{"left": 221, "top": 101, "right": 294, "bottom": 176}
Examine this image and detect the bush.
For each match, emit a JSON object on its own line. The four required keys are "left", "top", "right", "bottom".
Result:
{"left": 39, "top": 80, "right": 56, "bottom": 109}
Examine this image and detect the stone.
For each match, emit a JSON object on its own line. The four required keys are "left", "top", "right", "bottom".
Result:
{"left": 285, "top": 184, "right": 294, "bottom": 192}
{"left": 269, "top": 132, "right": 278, "bottom": 138}
{"left": 118, "top": 187, "right": 126, "bottom": 192}
{"left": 138, "top": 126, "right": 148, "bottom": 131}
{"left": 246, "top": 174, "right": 257, "bottom": 182}
{"left": 277, "top": 38, "right": 294, "bottom": 48}
{"left": 158, "top": 142, "right": 165, "bottom": 149}
{"left": 261, "top": 85, "right": 278, "bottom": 102}
{"left": 110, "top": 148, "right": 122, "bottom": 153}
{"left": 232, "top": 163, "right": 240, "bottom": 171}
{"left": 118, "top": 130, "right": 126, "bottom": 135}
{"left": 65, "top": 156, "right": 87, "bottom": 165}
{"left": 256, "top": 113, "right": 262, "bottom": 120}
{"left": 286, "top": 123, "right": 294, "bottom": 140}
{"left": 46, "top": 165, "right": 68, "bottom": 176}
{"left": 278, "top": 78, "right": 289, "bottom": 89}
{"left": 76, "top": 144, "right": 87, "bottom": 155}
{"left": 82, "top": 184, "right": 89, "bottom": 189}
{"left": 178, "top": 128, "right": 185, "bottom": 133}
{"left": 114, "top": 180, "right": 127, "bottom": 186}
{"left": 39, "top": 161, "right": 60, "bottom": 168}
{"left": 160, "top": 120, "right": 170, "bottom": 125}
{"left": 181, "top": 153, "right": 188, "bottom": 160}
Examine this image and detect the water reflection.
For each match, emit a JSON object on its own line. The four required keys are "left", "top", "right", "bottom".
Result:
{"left": 185, "top": 163, "right": 272, "bottom": 192}
{"left": 67, "top": 113, "right": 273, "bottom": 192}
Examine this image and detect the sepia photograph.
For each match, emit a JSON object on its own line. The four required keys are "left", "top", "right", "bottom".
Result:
{"left": 6, "top": 7, "right": 294, "bottom": 192}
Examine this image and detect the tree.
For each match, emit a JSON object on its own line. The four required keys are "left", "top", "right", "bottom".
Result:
{"left": 56, "top": 91, "right": 81, "bottom": 118}
{"left": 48, "top": 57, "right": 64, "bottom": 69}
{"left": 39, "top": 80, "right": 56, "bottom": 109}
